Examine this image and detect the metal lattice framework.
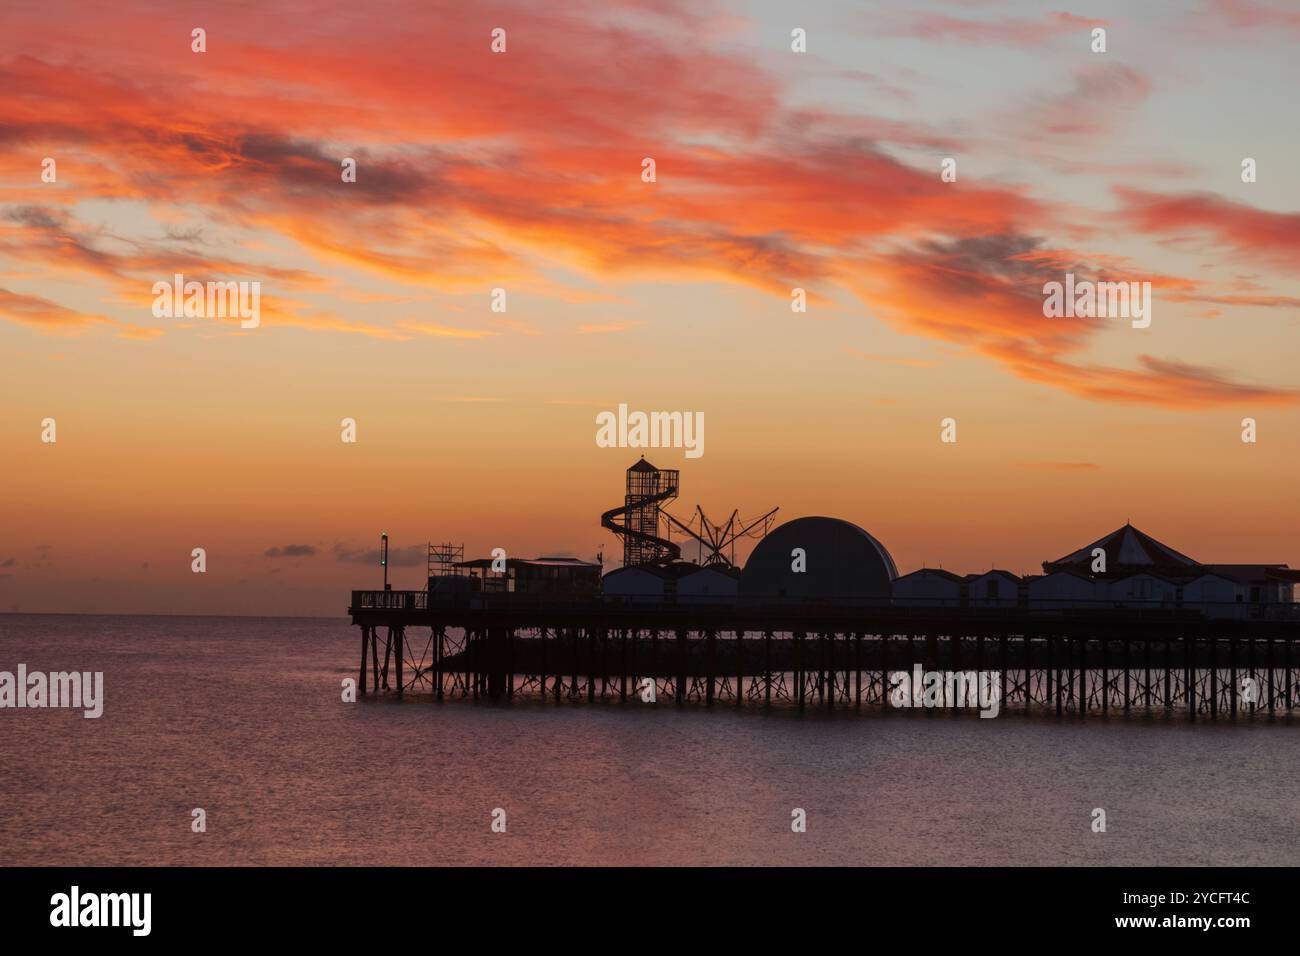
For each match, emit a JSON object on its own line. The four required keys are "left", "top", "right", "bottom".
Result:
{"left": 350, "top": 611, "right": 1300, "bottom": 720}
{"left": 663, "top": 506, "right": 779, "bottom": 568}
{"left": 427, "top": 543, "right": 464, "bottom": 579}
{"left": 600, "top": 460, "right": 680, "bottom": 567}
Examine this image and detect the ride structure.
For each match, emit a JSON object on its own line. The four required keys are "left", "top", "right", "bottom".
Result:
{"left": 600, "top": 458, "right": 682, "bottom": 567}
{"left": 600, "top": 457, "right": 778, "bottom": 570}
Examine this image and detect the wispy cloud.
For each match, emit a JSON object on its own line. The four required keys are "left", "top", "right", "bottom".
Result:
{"left": 264, "top": 544, "right": 318, "bottom": 558}
{"left": 0, "top": 287, "right": 159, "bottom": 339}
{"left": 399, "top": 321, "right": 498, "bottom": 339}
{"left": 1117, "top": 189, "right": 1300, "bottom": 272}
{"left": 876, "top": 10, "right": 1105, "bottom": 46}
{"left": 575, "top": 320, "right": 644, "bottom": 334}
{"left": 333, "top": 542, "right": 425, "bottom": 567}
{"left": 1014, "top": 461, "right": 1102, "bottom": 472}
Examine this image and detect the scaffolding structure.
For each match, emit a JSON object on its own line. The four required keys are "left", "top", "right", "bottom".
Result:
{"left": 428, "top": 542, "right": 465, "bottom": 580}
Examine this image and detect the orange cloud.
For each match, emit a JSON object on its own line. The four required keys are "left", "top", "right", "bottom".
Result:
{"left": 848, "top": 234, "right": 1297, "bottom": 409}
{"left": 982, "top": 343, "right": 1298, "bottom": 409}
{"left": 0, "top": 287, "right": 160, "bottom": 338}
{"left": 0, "top": 0, "right": 1293, "bottom": 412}
{"left": 399, "top": 321, "right": 497, "bottom": 339}
{"left": 575, "top": 321, "right": 644, "bottom": 334}
{"left": 1117, "top": 189, "right": 1300, "bottom": 271}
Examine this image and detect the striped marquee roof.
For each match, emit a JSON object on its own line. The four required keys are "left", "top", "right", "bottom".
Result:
{"left": 1044, "top": 523, "right": 1199, "bottom": 573}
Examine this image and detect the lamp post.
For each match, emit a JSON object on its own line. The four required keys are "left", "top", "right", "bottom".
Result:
{"left": 381, "top": 532, "right": 390, "bottom": 591}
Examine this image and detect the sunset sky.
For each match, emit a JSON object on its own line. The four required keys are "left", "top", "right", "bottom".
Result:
{"left": 3, "top": 0, "right": 1298, "bottom": 615}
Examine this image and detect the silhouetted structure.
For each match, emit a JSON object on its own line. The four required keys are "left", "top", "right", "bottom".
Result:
{"left": 599, "top": 458, "right": 776, "bottom": 573}
{"left": 1033, "top": 523, "right": 1300, "bottom": 618}
{"left": 453, "top": 556, "right": 601, "bottom": 596}
{"left": 350, "top": 473, "right": 1299, "bottom": 720}
{"left": 601, "top": 458, "right": 680, "bottom": 567}
{"left": 347, "top": 591, "right": 1300, "bottom": 720}
{"left": 740, "top": 516, "right": 897, "bottom": 604}
{"left": 888, "top": 523, "right": 1300, "bottom": 620}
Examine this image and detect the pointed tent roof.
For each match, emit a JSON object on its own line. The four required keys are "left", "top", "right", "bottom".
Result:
{"left": 895, "top": 567, "right": 965, "bottom": 584}
{"left": 1044, "top": 524, "right": 1198, "bottom": 574}
{"left": 628, "top": 456, "right": 659, "bottom": 473}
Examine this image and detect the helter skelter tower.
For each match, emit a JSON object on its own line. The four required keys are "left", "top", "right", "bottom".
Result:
{"left": 600, "top": 458, "right": 682, "bottom": 567}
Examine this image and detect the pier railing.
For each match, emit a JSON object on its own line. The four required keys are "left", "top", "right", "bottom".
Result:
{"left": 350, "top": 589, "right": 1300, "bottom": 621}
{"left": 352, "top": 590, "right": 429, "bottom": 611}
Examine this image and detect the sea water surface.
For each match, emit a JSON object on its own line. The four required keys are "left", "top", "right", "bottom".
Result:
{"left": 0, "top": 614, "right": 1295, "bottom": 866}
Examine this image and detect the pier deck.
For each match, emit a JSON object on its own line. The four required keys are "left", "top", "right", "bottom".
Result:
{"left": 348, "top": 590, "right": 1300, "bottom": 719}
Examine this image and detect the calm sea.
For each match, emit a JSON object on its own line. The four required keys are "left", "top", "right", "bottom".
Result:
{"left": 1, "top": 614, "right": 1295, "bottom": 866}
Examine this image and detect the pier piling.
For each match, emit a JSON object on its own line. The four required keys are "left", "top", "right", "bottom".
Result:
{"left": 348, "top": 592, "right": 1299, "bottom": 720}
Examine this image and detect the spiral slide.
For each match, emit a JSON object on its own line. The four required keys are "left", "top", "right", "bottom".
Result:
{"left": 600, "top": 487, "right": 682, "bottom": 565}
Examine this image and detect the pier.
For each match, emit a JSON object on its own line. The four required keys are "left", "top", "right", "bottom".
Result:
{"left": 348, "top": 591, "right": 1300, "bottom": 719}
